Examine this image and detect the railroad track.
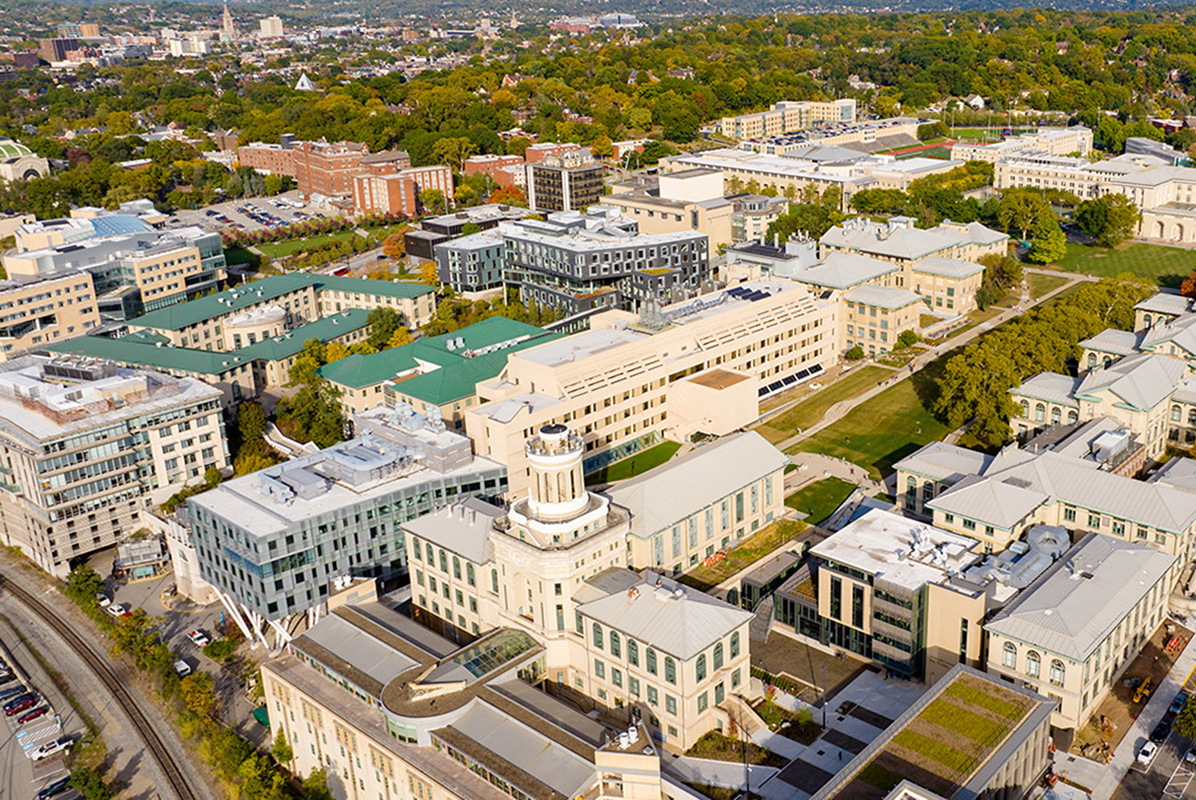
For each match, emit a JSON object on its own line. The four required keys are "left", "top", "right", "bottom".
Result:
{"left": 1, "top": 577, "right": 197, "bottom": 800}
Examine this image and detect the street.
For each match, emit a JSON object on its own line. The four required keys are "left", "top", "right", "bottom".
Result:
{"left": 1111, "top": 666, "right": 1196, "bottom": 800}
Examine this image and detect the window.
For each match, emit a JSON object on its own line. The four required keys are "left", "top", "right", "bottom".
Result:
{"left": 646, "top": 648, "right": 658, "bottom": 675}
{"left": 1088, "top": 513, "right": 1101, "bottom": 528}
{"left": 628, "top": 639, "right": 639, "bottom": 666}
{"left": 1003, "top": 642, "right": 1017, "bottom": 669}
{"left": 1050, "top": 659, "right": 1066, "bottom": 687}
{"left": 852, "top": 584, "right": 864, "bottom": 628}
{"left": 696, "top": 654, "right": 707, "bottom": 682}
{"left": 666, "top": 695, "right": 677, "bottom": 715}
{"left": 830, "top": 576, "right": 842, "bottom": 620}
{"left": 730, "top": 632, "right": 740, "bottom": 658}
{"left": 612, "top": 668, "right": 623, "bottom": 688}
{"left": 648, "top": 686, "right": 658, "bottom": 706}
{"left": 594, "top": 659, "right": 605, "bottom": 679}
{"left": 593, "top": 623, "right": 604, "bottom": 650}
{"left": 715, "top": 683, "right": 725, "bottom": 704}
{"left": 610, "top": 631, "right": 622, "bottom": 658}
{"left": 1064, "top": 507, "right": 1076, "bottom": 523}
{"left": 629, "top": 677, "right": 640, "bottom": 697}
{"left": 731, "top": 669, "right": 741, "bottom": 688}
{"left": 713, "top": 643, "right": 724, "bottom": 670}
{"left": 665, "top": 656, "right": 676, "bottom": 684}
{"left": 1026, "top": 650, "right": 1041, "bottom": 679}
{"left": 697, "top": 692, "right": 708, "bottom": 712}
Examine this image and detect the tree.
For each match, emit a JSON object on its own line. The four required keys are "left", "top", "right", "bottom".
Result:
{"left": 590, "top": 135, "right": 613, "bottom": 159}
{"left": 419, "top": 189, "right": 447, "bottom": 215}
{"left": 68, "top": 767, "right": 114, "bottom": 800}
{"left": 324, "top": 342, "right": 350, "bottom": 364}
{"left": 382, "top": 233, "right": 405, "bottom": 260}
{"left": 430, "top": 137, "right": 477, "bottom": 173}
{"left": 273, "top": 730, "right": 294, "bottom": 765}
{"left": 1177, "top": 702, "right": 1196, "bottom": 740}
{"left": 489, "top": 185, "right": 527, "bottom": 207}
{"left": 1027, "top": 217, "right": 1067, "bottom": 264}
{"left": 845, "top": 345, "right": 865, "bottom": 360}
{"left": 367, "top": 307, "right": 401, "bottom": 350}
{"left": 388, "top": 327, "right": 412, "bottom": 348}
{"left": 896, "top": 330, "right": 920, "bottom": 349}
{"left": 420, "top": 261, "right": 439, "bottom": 286}
{"left": 275, "top": 381, "right": 346, "bottom": 448}
{"left": 998, "top": 191, "right": 1052, "bottom": 239}
{"left": 1076, "top": 194, "right": 1140, "bottom": 247}
{"left": 64, "top": 564, "right": 104, "bottom": 607}
{"left": 1181, "top": 272, "right": 1196, "bottom": 299}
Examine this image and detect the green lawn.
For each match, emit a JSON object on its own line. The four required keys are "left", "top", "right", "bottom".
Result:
{"left": 1053, "top": 242, "right": 1196, "bottom": 288}
{"left": 256, "top": 230, "right": 365, "bottom": 258}
{"left": 784, "top": 477, "right": 857, "bottom": 525}
{"left": 224, "top": 245, "right": 256, "bottom": 266}
{"left": 584, "top": 440, "right": 681, "bottom": 485}
{"left": 678, "top": 520, "right": 802, "bottom": 592}
{"left": 1027, "top": 272, "right": 1070, "bottom": 299}
{"left": 686, "top": 731, "right": 788, "bottom": 767}
{"left": 788, "top": 356, "right": 953, "bottom": 480}
{"left": 756, "top": 366, "right": 890, "bottom": 444}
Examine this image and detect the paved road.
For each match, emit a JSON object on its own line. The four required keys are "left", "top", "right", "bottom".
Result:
{"left": 768, "top": 270, "right": 1087, "bottom": 453}
{"left": 1110, "top": 661, "right": 1196, "bottom": 800}
{"left": 0, "top": 562, "right": 224, "bottom": 799}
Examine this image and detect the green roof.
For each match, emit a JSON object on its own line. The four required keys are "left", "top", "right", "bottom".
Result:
{"left": 127, "top": 274, "right": 434, "bottom": 332}
{"left": 44, "top": 309, "right": 372, "bottom": 376}
{"left": 319, "top": 317, "right": 559, "bottom": 404}
{"left": 0, "top": 139, "right": 33, "bottom": 158}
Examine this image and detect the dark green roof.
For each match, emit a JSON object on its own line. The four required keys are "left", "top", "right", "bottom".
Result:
{"left": 318, "top": 317, "right": 559, "bottom": 405}
{"left": 127, "top": 274, "right": 434, "bottom": 331}
{"left": 44, "top": 309, "right": 372, "bottom": 375}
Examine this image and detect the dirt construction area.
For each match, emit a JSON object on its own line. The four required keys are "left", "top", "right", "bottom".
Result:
{"left": 1072, "top": 622, "right": 1192, "bottom": 760}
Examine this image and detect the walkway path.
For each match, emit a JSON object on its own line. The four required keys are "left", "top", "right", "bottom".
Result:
{"left": 768, "top": 270, "right": 1087, "bottom": 454}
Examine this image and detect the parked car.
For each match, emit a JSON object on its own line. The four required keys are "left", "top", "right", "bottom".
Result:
{"left": 32, "top": 736, "right": 72, "bottom": 761}
{"left": 36, "top": 776, "right": 71, "bottom": 799}
{"left": 5, "top": 696, "right": 36, "bottom": 716}
{"left": 4, "top": 692, "right": 35, "bottom": 710}
{"left": 174, "top": 660, "right": 192, "bottom": 677}
{"left": 95, "top": 592, "right": 110, "bottom": 608}
{"left": 106, "top": 603, "right": 129, "bottom": 618}
{"left": 187, "top": 630, "right": 210, "bottom": 647}
{"left": 0, "top": 685, "right": 25, "bottom": 700}
{"left": 1186, "top": 745, "right": 1196, "bottom": 765}
{"left": 18, "top": 706, "right": 48, "bottom": 723}
{"left": 1172, "top": 693, "right": 1189, "bottom": 715}
{"left": 1139, "top": 741, "right": 1159, "bottom": 766}
{"left": 0, "top": 673, "right": 15, "bottom": 687}
{"left": 1151, "top": 715, "right": 1173, "bottom": 743}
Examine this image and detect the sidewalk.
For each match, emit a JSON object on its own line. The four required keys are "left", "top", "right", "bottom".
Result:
{"left": 1082, "top": 633, "right": 1196, "bottom": 800}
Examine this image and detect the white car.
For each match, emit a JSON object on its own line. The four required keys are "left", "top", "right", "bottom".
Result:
{"left": 186, "top": 630, "right": 210, "bottom": 647}
{"left": 31, "top": 736, "right": 71, "bottom": 761}
{"left": 95, "top": 593, "right": 110, "bottom": 608}
{"left": 173, "top": 660, "right": 192, "bottom": 677}
{"left": 105, "top": 603, "right": 129, "bottom": 618}
{"left": 1138, "top": 741, "right": 1159, "bottom": 767}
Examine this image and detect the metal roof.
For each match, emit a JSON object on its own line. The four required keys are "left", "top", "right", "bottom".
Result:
{"left": 299, "top": 613, "right": 419, "bottom": 687}
{"left": 1009, "top": 372, "right": 1081, "bottom": 408}
{"left": 402, "top": 497, "right": 503, "bottom": 564}
{"left": 844, "top": 284, "right": 923, "bottom": 310}
{"left": 893, "top": 441, "right": 994, "bottom": 484}
{"left": 1080, "top": 328, "right": 1145, "bottom": 357}
{"left": 985, "top": 533, "right": 1176, "bottom": 660}
{"left": 1074, "top": 352, "right": 1187, "bottom": 411}
{"left": 794, "top": 253, "right": 899, "bottom": 289}
{"left": 605, "top": 432, "right": 788, "bottom": 540}
{"left": 577, "top": 570, "right": 752, "bottom": 660}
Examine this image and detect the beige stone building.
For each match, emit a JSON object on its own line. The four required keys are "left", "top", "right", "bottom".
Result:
{"left": 401, "top": 423, "right": 754, "bottom": 750}
{"left": 0, "top": 272, "right": 100, "bottom": 356}
{"left": 950, "top": 126, "right": 1093, "bottom": 163}
{"left": 985, "top": 533, "right": 1176, "bottom": 732}
{"left": 0, "top": 356, "right": 227, "bottom": 576}
{"left": 841, "top": 284, "right": 922, "bottom": 357}
{"left": 718, "top": 99, "right": 857, "bottom": 140}
{"left": 605, "top": 169, "right": 734, "bottom": 251}
{"left": 465, "top": 279, "right": 839, "bottom": 495}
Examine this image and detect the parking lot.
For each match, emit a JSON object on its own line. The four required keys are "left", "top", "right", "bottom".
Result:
{"left": 0, "top": 617, "right": 87, "bottom": 800}
{"left": 170, "top": 191, "right": 330, "bottom": 235}
{"left": 87, "top": 550, "right": 269, "bottom": 747}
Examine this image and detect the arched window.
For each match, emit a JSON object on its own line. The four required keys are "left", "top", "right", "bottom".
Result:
{"left": 627, "top": 639, "right": 639, "bottom": 667}
{"left": 1189, "top": 408, "right": 1196, "bottom": 426}
{"left": 1050, "top": 659, "right": 1066, "bottom": 687}
{"left": 1035, "top": 403, "right": 1046, "bottom": 423}
{"left": 1087, "top": 353, "right": 1096, "bottom": 368}
{"left": 1003, "top": 642, "right": 1017, "bottom": 668}
{"left": 1144, "top": 314, "right": 1153, "bottom": 327}
{"left": 1051, "top": 407, "right": 1061, "bottom": 425}
{"left": 1026, "top": 650, "right": 1041, "bottom": 679}
{"left": 696, "top": 654, "right": 707, "bottom": 682}
{"left": 609, "top": 631, "right": 621, "bottom": 659}
{"left": 730, "top": 632, "right": 740, "bottom": 658}
{"left": 1067, "top": 410, "right": 1078, "bottom": 424}
{"left": 1173, "top": 405, "right": 1182, "bottom": 422}
{"left": 1104, "top": 357, "right": 1112, "bottom": 368}
{"left": 665, "top": 656, "right": 677, "bottom": 684}
{"left": 646, "top": 648, "right": 657, "bottom": 675}
{"left": 713, "top": 643, "right": 724, "bottom": 670}
{"left": 592, "top": 623, "right": 603, "bottom": 650}
{"left": 1020, "top": 400, "right": 1029, "bottom": 418}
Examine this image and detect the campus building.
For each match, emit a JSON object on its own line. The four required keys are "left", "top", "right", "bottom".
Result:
{"left": 0, "top": 138, "right": 50, "bottom": 182}
{"left": 0, "top": 356, "right": 227, "bottom": 577}
{"left": 186, "top": 404, "right": 508, "bottom": 630}
{"left": 401, "top": 422, "right": 753, "bottom": 749}
{"left": 718, "top": 100, "right": 857, "bottom": 140}
{"left": 893, "top": 440, "right": 1196, "bottom": 559}
{"left": 985, "top": 533, "right": 1177, "bottom": 732}
{"left": 949, "top": 126, "right": 1094, "bottom": 163}
{"left": 734, "top": 119, "right": 922, "bottom": 156}
{"left": 500, "top": 210, "right": 711, "bottom": 314}
{"left": 466, "top": 279, "right": 838, "bottom": 495}
{"left": 319, "top": 317, "right": 560, "bottom": 418}
{"left": 3, "top": 224, "right": 226, "bottom": 322}
{"left": 604, "top": 169, "right": 735, "bottom": 251}
{"left": 405, "top": 204, "right": 534, "bottom": 265}
{"left": 124, "top": 273, "right": 435, "bottom": 349}
{"left": 809, "top": 665, "right": 1054, "bottom": 800}
{"left": 237, "top": 136, "right": 417, "bottom": 205}
{"left": 0, "top": 272, "right": 100, "bottom": 356}
{"left": 525, "top": 150, "right": 604, "bottom": 213}
{"left": 604, "top": 432, "right": 790, "bottom": 575}
{"left": 350, "top": 165, "right": 454, "bottom": 217}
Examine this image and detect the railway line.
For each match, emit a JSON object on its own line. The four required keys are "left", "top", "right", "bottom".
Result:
{"left": 0, "top": 577, "right": 198, "bottom": 800}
